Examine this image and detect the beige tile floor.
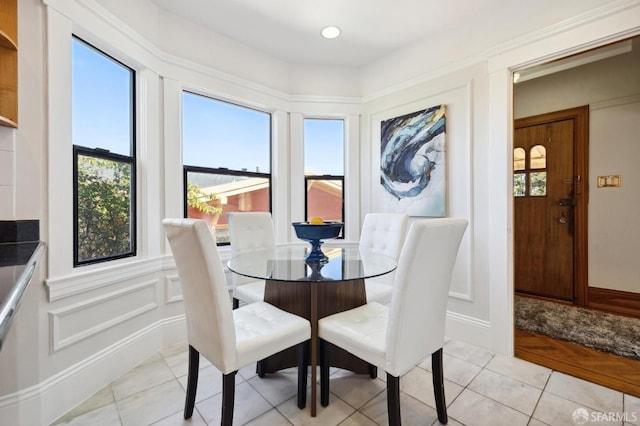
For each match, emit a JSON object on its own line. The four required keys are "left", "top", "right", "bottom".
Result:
{"left": 51, "top": 339, "right": 640, "bottom": 426}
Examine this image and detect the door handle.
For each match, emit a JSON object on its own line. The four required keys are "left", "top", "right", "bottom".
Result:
{"left": 559, "top": 198, "right": 576, "bottom": 207}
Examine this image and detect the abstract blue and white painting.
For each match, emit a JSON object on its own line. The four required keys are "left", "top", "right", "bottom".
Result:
{"left": 380, "top": 105, "right": 446, "bottom": 217}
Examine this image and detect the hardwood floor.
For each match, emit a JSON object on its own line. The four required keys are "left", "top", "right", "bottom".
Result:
{"left": 515, "top": 328, "right": 640, "bottom": 397}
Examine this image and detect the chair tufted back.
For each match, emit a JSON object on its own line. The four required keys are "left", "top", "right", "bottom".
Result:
{"left": 228, "top": 212, "right": 276, "bottom": 251}
{"left": 228, "top": 212, "right": 276, "bottom": 288}
{"left": 163, "top": 218, "right": 237, "bottom": 373}
{"left": 385, "top": 218, "right": 468, "bottom": 377}
{"left": 358, "top": 213, "right": 408, "bottom": 259}
{"left": 359, "top": 213, "right": 408, "bottom": 286}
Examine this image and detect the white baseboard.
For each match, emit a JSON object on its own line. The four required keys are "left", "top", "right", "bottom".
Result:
{"left": 0, "top": 310, "right": 493, "bottom": 424}
{"left": 445, "top": 310, "right": 492, "bottom": 351}
{"left": 0, "top": 315, "right": 186, "bottom": 425}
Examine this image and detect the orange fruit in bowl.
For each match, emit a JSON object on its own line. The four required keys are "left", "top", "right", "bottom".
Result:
{"left": 309, "top": 216, "right": 324, "bottom": 224}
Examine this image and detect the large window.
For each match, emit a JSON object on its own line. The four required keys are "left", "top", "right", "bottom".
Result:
{"left": 72, "top": 37, "right": 136, "bottom": 266}
{"left": 182, "top": 92, "right": 272, "bottom": 244}
{"left": 304, "top": 119, "right": 344, "bottom": 233}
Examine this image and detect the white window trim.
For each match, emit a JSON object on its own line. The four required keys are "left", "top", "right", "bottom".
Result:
{"left": 44, "top": 1, "right": 363, "bottom": 300}
{"left": 45, "top": 6, "right": 157, "bottom": 291}
{"left": 291, "top": 113, "right": 360, "bottom": 242}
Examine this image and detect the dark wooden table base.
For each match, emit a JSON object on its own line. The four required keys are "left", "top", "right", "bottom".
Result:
{"left": 261, "top": 278, "right": 370, "bottom": 415}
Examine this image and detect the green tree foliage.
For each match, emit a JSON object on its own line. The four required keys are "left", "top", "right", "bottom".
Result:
{"left": 77, "top": 155, "right": 132, "bottom": 262}
{"left": 187, "top": 182, "right": 223, "bottom": 215}
{"left": 514, "top": 173, "right": 526, "bottom": 196}
{"left": 513, "top": 172, "right": 546, "bottom": 197}
{"left": 530, "top": 172, "right": 547, "bottom": 196}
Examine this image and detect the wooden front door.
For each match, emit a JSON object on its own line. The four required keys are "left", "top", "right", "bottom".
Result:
{"left": 514, "top": 106, "right": 589, "bottom": 303}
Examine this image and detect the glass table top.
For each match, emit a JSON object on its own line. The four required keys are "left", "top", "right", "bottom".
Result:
{"left": 227, "top": 245, "right": 397, "bottom": 282}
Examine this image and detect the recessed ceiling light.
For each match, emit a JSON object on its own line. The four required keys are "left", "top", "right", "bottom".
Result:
{"left": 321, "top": 26, "right": 341, "bottom": 39}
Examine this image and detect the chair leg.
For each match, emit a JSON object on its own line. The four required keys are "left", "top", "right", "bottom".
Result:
{"left": 432, "top": 348, "right": 448, "bottom": 424}
{"left": 387, "top": 373, "right": 401, "bottom": 426}
{"left": 368, "top": 364, "right": 378, "bottom": 378}
{"left": 184, "top": 345, "right": 200, "bottom": 419}
{"left": 319, "top": 339, "right": 330, "bottom": 407}
{"left": 221, "top": 371, "right": 237, "bottom": 426}
{"left": 256, "top": 360, "right": 266, "bottom": 378}
{"left": 297, "top": 341, "right": 309, "bottom": 408}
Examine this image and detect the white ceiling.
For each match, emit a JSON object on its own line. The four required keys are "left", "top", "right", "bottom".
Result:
{"left": 150, "top": 0, "right": 620, "bottom": 68}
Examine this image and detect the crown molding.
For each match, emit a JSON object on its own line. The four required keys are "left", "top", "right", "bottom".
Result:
{"left": 364, "top": 0, "right": 640, "bottom": 102}
{"left": 44, "top": 0, "right": 640, "bottom": 106}
{"left": 488, "top": 0, "right": 639, "bottom": 59}
{"left": 590, "top": 93, "right": 640, "bottom": 111}
{"left": 44, "top": 0, "right": 361, "bottom": 108}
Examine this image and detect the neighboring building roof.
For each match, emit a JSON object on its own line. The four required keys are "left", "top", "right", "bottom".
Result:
{"left": 204, "top": 177, "right": 269, "bottom": 199}
{"left": 188, "top": 172, "right": 242, "bottom": 188}
{"left": 192, "top": 173, "right": 341, "bottom": 202}
{"left": 307, "top": 179, "right": 343, "bottom": 197}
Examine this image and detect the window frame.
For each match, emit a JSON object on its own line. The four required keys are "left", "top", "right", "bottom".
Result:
{"left": 181, "top": 92, "right": 273, "bottom": 246}
{"left": 302, "top": 117, "right": 346, "bottom": 235}
{"left": 513, "top": 144, "right": 548, "bottom": 198}
{"left": 304, "top": 174, "right": 345, "bottom": 223}
{"left": 182, "top": 165, "right": 273, "bottom": 246}
{"left": 73, "top": 146, "right": 137, "bottom": 266}
{"left": 71, "top": 36, "right": 137, "bottom": 267}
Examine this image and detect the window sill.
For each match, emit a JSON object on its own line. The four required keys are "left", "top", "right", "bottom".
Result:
{"left": 45, "top": 256, "right": 163, "bottom": 302}
{"left": 45, "top": 247, "right": 236, "bottom": 302}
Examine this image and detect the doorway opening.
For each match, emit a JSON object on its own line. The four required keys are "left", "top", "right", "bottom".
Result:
{"left": 513, "top": 106, "right": 589, "bottom": 305}
{"left": 512, "top": 36, "right": 640, "bottom": 396}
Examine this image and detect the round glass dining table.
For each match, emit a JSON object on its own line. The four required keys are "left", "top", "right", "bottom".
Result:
{"left": 228, "top": 244, "right": 397, "bottom": 417}
{"left": 227, "top": 244, "right": 397, "bottom": 282}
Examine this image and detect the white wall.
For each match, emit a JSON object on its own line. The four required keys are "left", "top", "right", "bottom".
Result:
{"left": 514, "top": 41, "right": 640, "bottom": 293}
{"left": 0, "top": 0, "right": 638, "bottom": 423}
{"left": 589, "top": 98, "right": 640, "bottom": 292}
{"left": 360, "top": 63, "right": 491, "bottom": 343}
{"left": 1, "top": 0, "right": 365, "bottom": 423}
{"left": 0, "top": 129, "right": 16, "bottom": 218}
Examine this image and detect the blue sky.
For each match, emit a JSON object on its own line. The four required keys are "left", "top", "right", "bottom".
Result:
{"left": 72, "top": 38, "right": 133, "bottom": 156}
{"left": 182, "top": 92, "right": 271, "bottom": 172}
{"left": 73, "top": 38, "right": 344, "bottom": 175}
{"left": 303, "top": 118, "right": 344, "bottom": 176}
{"left": 183, "top": 94, "right": 344, "bottom": 175}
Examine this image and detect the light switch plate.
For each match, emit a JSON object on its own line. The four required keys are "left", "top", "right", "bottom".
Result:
{"left": 597, "top": 175, "right": 621, "bottom": 187}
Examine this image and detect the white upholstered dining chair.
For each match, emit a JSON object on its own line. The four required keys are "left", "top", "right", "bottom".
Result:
{"left": 163, "top": 218, "right": 310, "bottom": 426}
{"left": 319, "top": 218, "right": 468, "bottom": 425}
{"left": 358, "top": 213, "right": 408, "bottom": 304}
{"left": 227, "top": 212, "right": 276, "bottom": 308}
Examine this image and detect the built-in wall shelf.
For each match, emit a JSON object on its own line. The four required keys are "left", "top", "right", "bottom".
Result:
{"left": 0, "top": 0, "right": 18, "bottom": 128}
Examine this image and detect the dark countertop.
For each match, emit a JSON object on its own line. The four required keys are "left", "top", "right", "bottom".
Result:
{"left": 0, "top": 241, "right": 41, "bottom": 266}
{"left": 0, "top": 241, "right": 45, "bottom": 350}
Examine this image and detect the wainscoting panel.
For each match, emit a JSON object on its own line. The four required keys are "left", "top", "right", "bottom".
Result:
{"left": 369, "top": 80, "right": 476, "bottom": 303}
{"left": 164, "top": 274, "right": 182, "bottom": 304}
{"left": 49, "top": 280, "right": 159, "bottom": 352}
{"left": 45, "top": 257, "right": 163, "bottom": 301}
{"left": 0, "top": 315, "right": 186, "bottom": 426}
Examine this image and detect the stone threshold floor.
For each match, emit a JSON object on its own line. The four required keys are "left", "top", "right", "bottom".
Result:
{"left": 52, "top": 339, "right": 640, "bottom": 425}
